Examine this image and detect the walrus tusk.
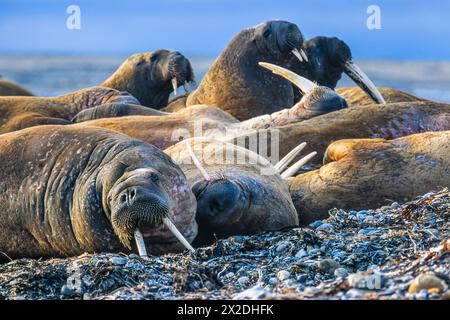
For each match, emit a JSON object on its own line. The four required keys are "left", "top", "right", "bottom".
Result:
{"left": 163, "top": 217, "right": 195, "bottom": 253}
{"left": 274, "top": 142, "right": 307, "bottom": 172}
{"left": 134, "top": 230, "right": 148, "bottom": 257}
{"left": 300, "top": 49, "right": 309, "bottom": 62}
{"left": 258, "top": 62, "right": 316, "bottom": 95}
{"left": 343, "top": 60, "right": 386, "bottom": 104}
{"left": 281, "top": 151, "right": 317, "bottom": 178}
{"left": 172, "top": 77, "right": 178, "bottom": 96}
{"left": 186, "top": 141, "right": 211, "bottom": 181}
{"left": 291, "top": 48, "right": 304, "bottom": 62}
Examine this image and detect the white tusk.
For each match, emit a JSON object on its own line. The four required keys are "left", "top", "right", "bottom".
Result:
{"left": 344, "top": 60, "right": 386, "bottom": 104}
{"left": 183, "top": 81, "right": 191, "bottom": 93}
{"left": 186, "top": 141, "right": 211, "bottom": 181}
{"left": 259, "top": 62, "right": 317, "bottom": 95}
{"left": 171, "top": 77, "right": 178, "bottom": 96}
{"left": 281, "top": 151, "right": 317, "bottom": 178}
{"left": 134, "top": 230, "right": 148, "bottom": 257}
{"left": 300, "top": 49, "right": 309, "bottom": 62}
{"left": 163, "top": 217, "right": 195, "bottom": 253}
{"left": 274, "top": 142, "right": 307, "bottom": 172}
{"left": 291, "top": 48, "right": 303, "bottom": 62}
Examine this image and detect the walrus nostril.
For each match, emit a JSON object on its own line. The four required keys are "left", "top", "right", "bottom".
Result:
{"left": 196, "top": 180, "right": 241, "bottom": 223}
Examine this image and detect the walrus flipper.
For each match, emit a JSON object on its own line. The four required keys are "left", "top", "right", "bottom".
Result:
{"left": 72, "top": 103, "right": 168, "bottom": 122}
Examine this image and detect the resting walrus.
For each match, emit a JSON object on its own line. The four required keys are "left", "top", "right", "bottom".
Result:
{"left": 101, "top": 49, "right": 195, "bottom": 109}
{"left": 289, "top": 131, "right": 450, "bottom": 224}
{"left": 165, "top": 138, "right": 301, "bottom": 245}
{"left": 167, "top": 20, "right": 308, "bottom": 120}
{"left": 0, "top": 50, "right": 194, "bottom": 134}
{"left": 0, "top": 77, "right": 34, "bottom": 96}
{"left": 0, "top": 125, "right": 197, "bottom": 261}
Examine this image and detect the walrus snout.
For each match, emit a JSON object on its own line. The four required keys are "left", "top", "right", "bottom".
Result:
{"left": 302, "top": 86, "right": 348, "bottom": 114}
{"left": 277, "top": 22, "right": 304, "bottom": 53}
{"left": 192, "top": 179, "right": 249, "bottom": 245}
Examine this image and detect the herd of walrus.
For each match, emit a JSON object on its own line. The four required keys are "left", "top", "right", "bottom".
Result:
{"left": 0, "top": 20, "right": 449, "bottom": 261}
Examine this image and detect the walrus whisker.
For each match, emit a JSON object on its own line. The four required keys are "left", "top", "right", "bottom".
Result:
{"left": 291, "top": 48, "right": 303, "bottom": 62}
{"left": 163, "top": 217, "right": 195, "bottom": 253}
{"left": 281, "top": 151, "right": 317, "bottom": 178}
{"left": 134, "top": 230, "right": 148, "bottom": 257}
{"left": 258, "top": 62, "right": 316, "bottom": 95}
{"left": 186, "top": 142, "right": 211, "bottom": 181}
{"left": 171, "top": 77, "right": 178, "bottom": 96}
{"left": 274, "top": 142, "right": 307, "bottom": 172}
{"left": 343, "top": 60, "right": 386, "bottom": 104}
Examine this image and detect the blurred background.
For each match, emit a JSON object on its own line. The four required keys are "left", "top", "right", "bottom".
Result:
{"left": 1, "top": 0, "right": 450, "bottom": 101}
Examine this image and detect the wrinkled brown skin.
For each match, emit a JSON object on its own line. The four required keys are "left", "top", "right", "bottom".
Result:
{"left": 227, "top": 101, "right": 450, "bottom": 166}
{"left": 337, "top": 87, "right": 425, "bottom": 107}
{"left": 0, "top": 87, "right": 138, "bottom": 134}
{"left": 0, "top": 125, "right": 197, "bottom": 261}
{"left": 0, "top": 78, "right": 34, "bottom": 96}
{"left": 75, "top": 95, "right": 325, "bottom": 151}
{"left": 289, "top": 131, "right": 450, "bottom": 225}
{"left": 186, "top": 21, "right": 304, "bottom": 120}
{"left": 165, "top": 138, "right": 298, "bottom": 243}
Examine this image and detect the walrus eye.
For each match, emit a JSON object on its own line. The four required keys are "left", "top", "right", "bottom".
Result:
{"left": 150, "top": 172, "right": 159, "bottom": 183}
{"left": 263, "top": 29, "right": 271, "bottom": 38}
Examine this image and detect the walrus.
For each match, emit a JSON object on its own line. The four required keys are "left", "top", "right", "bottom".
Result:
{"left": 0, "top": 125, "right": 197, "bottom": 261}
{"left": 101, "top": 49, "right": 195, "bottom": 109}
{"left": 288, "top": 131, "right": 450, "bottom": 224}
{"left": 286, "top": 36, "right": 385, "bottom": 104}
{"left": 0, "top": 86, "right": 153, "bottom": 134}
{"left": 0, "top": 77, "right": 34, "bottom": 96}
{"left": 164, "top": 138, "right": 301, "bottom": 245}
{"left": 72, "top": 65, "right": 347, "bottom": 152}
{"left": 336, "top": 87, "right": 425, "bottom": 107}
{"left": 167, "top": 20, "right": 308, "bottom": 120}
{"left": 229, "top": 98, "right": 450, "bottom": 166}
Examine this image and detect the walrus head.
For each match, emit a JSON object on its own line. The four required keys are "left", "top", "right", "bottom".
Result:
{"left": 98, "top": 144, "right": 197, "bottom": 255}
{"left": 165, "top": 139, "right": 299, "bottom": 246}
{"left": 288, "top": 36, "right": 385, "bottom": 104}
{"left": 259, "top": 62, "right": 348, "bottom": 118}
{"left": 252, "top": 20, "right": 307, "bottom": 61}
{"left": 102, "top": 50, "right": 195, "bottom": 109}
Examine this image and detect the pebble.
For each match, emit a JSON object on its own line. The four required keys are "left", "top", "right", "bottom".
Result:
{"left": 295, "top": 249, "right": 307, "bottom": 259}
{"left": 276, "top": 241, "right": 289, "bottom": 252}
{"left": 309, "top": 220, "right": 322, "bottom": 228}
{"left": 110, "top": 256, "right": 127, "bottom": 266}
{"left": 237, "top": 276, "right": 250, "bottom": 286}
{"left": 334, "top": 268, "right": 349, "bottom": 278}
{"left": 268, "top": 277, "right": 278, "bottom": 286}
{"left": 277, "top": 270, "right": 291, "bottom": 281}
{"left": 317, "top": 259, "right": 340, "bottom": 274}
{"left": 316, "top": 223, "right": 333, "bottom": 231}
{"left": 61, "top": 285, "right": 73, "bottom": 297}
{"left": 408, "top": 273, "right": 448, "bottom": 294}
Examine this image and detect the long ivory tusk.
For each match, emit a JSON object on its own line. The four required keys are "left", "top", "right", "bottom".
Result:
{"left": 183, "top": 81, "right": 191, "bottom": 93}
{"left": 281, "top": 151, "right": 317, "bottom": 178}
{"left": 300, "top": 49, "right": 309, "bottom": 62}
{"left": 134, "top": 230, "right": 148, "bottom": 257}
{"left": 186, "top": 141, "right": 211, "bottom": 181}
{"left": 163, "top": 217, "right": 195, "bottom": 253}
{"left": 172, "top": 77, "right": 178, "bottom": 96}
{"left": 292, "top": 48, "right": 303, "bottom": 62}
{"left": 343, "top": 60, "right": 386, "bottom": 104}
{"left": 259, "top": 62, "right": 317, "bottom": 95}
{"left": 274, "top": 142, "right": 307, "bottom": 172}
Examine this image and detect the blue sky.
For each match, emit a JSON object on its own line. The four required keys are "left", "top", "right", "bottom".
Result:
{"left": 0, "top": 0, "right": 449, "bottom": 60}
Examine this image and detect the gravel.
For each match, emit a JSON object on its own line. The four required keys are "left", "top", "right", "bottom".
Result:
{"left": 0, "top": 188, "right": 449, "bottom": 300}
